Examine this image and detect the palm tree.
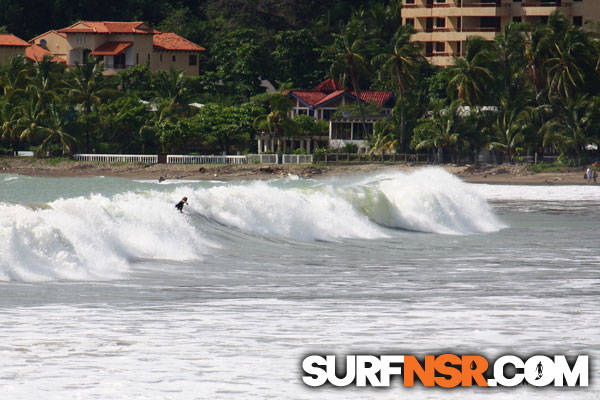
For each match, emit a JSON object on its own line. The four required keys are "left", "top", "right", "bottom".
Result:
{"left": 27, "top": 56, "right": 63, "bottom": 107}
{"left": 16, "top": 97, "right": 45, "bottom": 144}
{"left": 412, "top": 101, "right": 464, "bottom": 163}
{"left": 328, "top": 30, "right": 371, "bottom": 138}
{"left": 0, "top": 99, "right": 21, "bottom": 155}
{"left": 447, "top": 37, "right": 494, "bottom": 106}
{"left": 373, "top": 26, "right": 422, "bottom": 152}
{"left": 369, "top": 117, "right": 399, "bottom": 156}
{"left": 545, "top": 28, "right": 589, "bottom": 100}
{"left": 153, "top": 68, "right": 190, "bottom": 112}
{"left": 486, "top": 99, "right": 529, "bottom": 162}
{"left": 542, "top": 95, "right": 597, "bottom": 158}
{"left": 0, "top": 55, "right": 29, "bottom": 101}
{"left": 253, "top": 109, "right": 297, "bottom": 140}
{"left": 494, "top": 22, "right": 527, "bottom": 100}
{"left": 524, "top": 23, "right": 552, "bottom": 97}
{"left": 65, "top": 58, "right": 111, "bottom": 151}
{"left": 37, "top": 103, "right": 76, "bottom": 156}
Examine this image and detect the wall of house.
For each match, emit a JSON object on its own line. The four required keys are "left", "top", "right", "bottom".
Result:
{"left": 151, "top": 51, "right": 200, "bottom": 76}
{"left": 0, "top": 47, "right": 26, "bottom": 64}
{"left": 31, "top": 32, "right": 69, "bottom": 59}
{"left": 61, "top": 33, "right": 153, "bottom": 66}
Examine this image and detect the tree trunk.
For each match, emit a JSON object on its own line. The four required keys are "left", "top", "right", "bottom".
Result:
{"left": 351, "top": 69, "right": 369, "bottom": 143}
{"left": 399, "top": 85, "right": 405, "bottom": 154}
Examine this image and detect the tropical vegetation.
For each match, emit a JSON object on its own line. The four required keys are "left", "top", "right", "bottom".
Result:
{"left": 0, "top": 2, "right": 600, "bottom": 164}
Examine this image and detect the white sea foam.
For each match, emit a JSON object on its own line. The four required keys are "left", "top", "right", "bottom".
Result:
{"left": 188, "top": 181, "right": 387, "bottom": 241}
{"left": 0, "top": 192, "right": 215, "bottom": 282}
{"left": 188, "top": 167, "right": 504, "bottom": 238}
{"left": 344, "top": 168, "right": 506, "bottom": 235}
{"left": 0, "top": 169, "right": 504, "bottom": 281}
{"left": 472, "top": 183, "right": 600, "bottom": 202}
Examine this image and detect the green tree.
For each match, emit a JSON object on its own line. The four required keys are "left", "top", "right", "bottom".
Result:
{"left": 542, "top": 95, "right": 599, "bottom": 158}
{"left": 65, "top": 59, "right": 112, "bottom": 151}
{"left": 447, "top": 37, "right": 494, "bottom": 106}
{"left": 272, "top": 29, "right": 323, "bottom": 87}
{"left": 37, "top": 103, "right": 76, "bottom": 156}
{"left": 486, "top": 100, "right": 529, "bottom": 162}
{"left": 412, "top": 101, "right": 465, "bottom": 163}
{"left": 327, "top": 29, "right": 371, "bottom": 138}
{"left": 373, "top": 26, "right": 422, "bottom": 151}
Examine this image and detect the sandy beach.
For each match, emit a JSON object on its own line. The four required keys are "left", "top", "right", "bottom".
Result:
{"left": 0, "top": 156, "right": 592, "bottom": 185}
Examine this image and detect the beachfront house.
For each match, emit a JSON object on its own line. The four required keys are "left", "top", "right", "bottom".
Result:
{"left": 29, "top": 21, "right": 205, "bottom": 76}
{"left": 0, "top": 33, "right": 65, "bottom": 64}
{"left": 286, "top": 79, "right": 395, "bottom": 152}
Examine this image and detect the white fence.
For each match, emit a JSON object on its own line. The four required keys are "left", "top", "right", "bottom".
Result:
{"left": 247, "top": 154, "right": 279, "bottom": 164}
{"left": 282, "top": 154, "right": 313, "bottom": 164}
{"left": 74, "top": 153, "right": 313, "bottom": 165}
{"left": 167, "top": 155, "right": 247, "bottom": 164}
{"left": 74, "top": 154, "right": 158, "bottom": 163}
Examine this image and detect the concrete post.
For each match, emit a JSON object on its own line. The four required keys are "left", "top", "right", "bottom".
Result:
{"left": 257, "top": 139, "right": 262, "bottom": 154}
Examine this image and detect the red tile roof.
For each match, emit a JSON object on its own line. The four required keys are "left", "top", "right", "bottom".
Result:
{"left": 25, "top": 44, "right": 66, "bottom": 63}
{"left": 58, "top": 21, "right": 156, "bottom": 34}
{"left": 153, "top": 32, "right": 205, "bottom": 52}
{"left": 314, "top": 78, "right": 343, "bottom": 93}
{"left": 288, "top": 80, "right": 393, "bottom": 108}
{"left": 355, "top": 91, "right": 394, "bottom": 106}
{"left": 314, "top": 90, "right": 347, "bottom": 106}
{"left": 288, "top": 90, "right": 327, "bottom": 107}
{"left": 28, "top": 30, "right": 66, "bottom": 43}
{"left": 90, "top": 41, "right": 133, "bottom": 56}
{"left": 0, "top": 34, "right": 29, "bottom": 47}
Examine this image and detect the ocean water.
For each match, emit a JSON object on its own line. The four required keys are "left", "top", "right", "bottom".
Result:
{"left": 0, "top": 168, "right": 598, "bottom": 399}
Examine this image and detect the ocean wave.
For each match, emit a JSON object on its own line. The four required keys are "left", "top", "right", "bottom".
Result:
{"left": 0, "top": 168, "right": 504, "bottom": 282}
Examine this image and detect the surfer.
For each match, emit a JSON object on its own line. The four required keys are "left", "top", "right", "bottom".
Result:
{"left": 175, "top": 197, "right": 188, "bottom": 213}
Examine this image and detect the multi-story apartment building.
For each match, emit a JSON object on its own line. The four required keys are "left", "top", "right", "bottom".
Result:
{"left": 402, "top": 0, "right": 600, "bottom": 66}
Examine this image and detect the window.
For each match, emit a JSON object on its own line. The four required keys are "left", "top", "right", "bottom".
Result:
{"left": 573, "top": 16, "right": 583, "bottom": 26}
{"left": 332, "top": 123, "right": 351, "bottom": 140}
{"left": 147, "top": 54, "right": 151, "bottom": 62}
{"left": 114, "top": 53, "right": 125, "bottom": 69}
{"left": 136, "top": 53, "right": 139, "bottom": 65}
{"left": 435, "top": 18, "right": 445, "bottom": 28}
{"left": 435, "top": 42, "right": 445, "bottom": 53}
{"left": 322, "top": 109, "right": 335, "bottom": 121}
{"left": 40, "top": 39, "right": 47, "bottom": 48}
{"left": 513, "top": 17, "right": 522, "bottom": 23}
{"left": 352, "top": 123, "right": 372, "bottom": 140}
{"left": 405, "top": 18, "right": 414, "bottom": 26}
{"left": 189, "top": 55, "right": 197, "bottom": 66}
{"left": 172, "top": 55, "right": 176, "bottom": 62}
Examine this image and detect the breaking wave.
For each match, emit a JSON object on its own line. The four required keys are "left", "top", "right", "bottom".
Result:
{"left": 0, "top": 167, "right": 504, "bottom": 282}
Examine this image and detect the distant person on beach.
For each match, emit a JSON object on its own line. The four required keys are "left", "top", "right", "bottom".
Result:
{"left": 175, "top": 197, "right": 188, "bottom": 213}
{"left": 586, "top": 168, "right": 592, "bottom": 184}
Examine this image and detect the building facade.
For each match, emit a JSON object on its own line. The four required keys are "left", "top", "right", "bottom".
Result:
{"left": 29, "top": 21, "right": 205, "bottom": 76}
{"left": 0, "top": 33, "right": 65, "bottom": 64}
{"left": 402, "top": 0, "right": 600, "bottom": 66}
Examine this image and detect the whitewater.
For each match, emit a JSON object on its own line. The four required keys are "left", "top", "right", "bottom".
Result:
{"left": 0, "top": 168, "right": 598, "bottom": 399}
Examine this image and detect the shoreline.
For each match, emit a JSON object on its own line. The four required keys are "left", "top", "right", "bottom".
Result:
{"left": 0, "top": 157, "right": 593, "bottom": 185}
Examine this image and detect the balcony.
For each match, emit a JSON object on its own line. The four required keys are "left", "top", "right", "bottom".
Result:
{"left": 521, "top": 1, "right": 562, "bottom": 6}
{"left": 104, "top": 63, "right": 135, "bottom": 70}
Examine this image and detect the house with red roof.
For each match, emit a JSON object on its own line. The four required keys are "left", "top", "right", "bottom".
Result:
{"left": 29, "top": 21, "right": 205, "bottom": 76}
{"left": 285, "top": 79, "right": 395, "bottom": 152}
{"left": 0, "top": 33, "right": 65, "bottom": 64}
